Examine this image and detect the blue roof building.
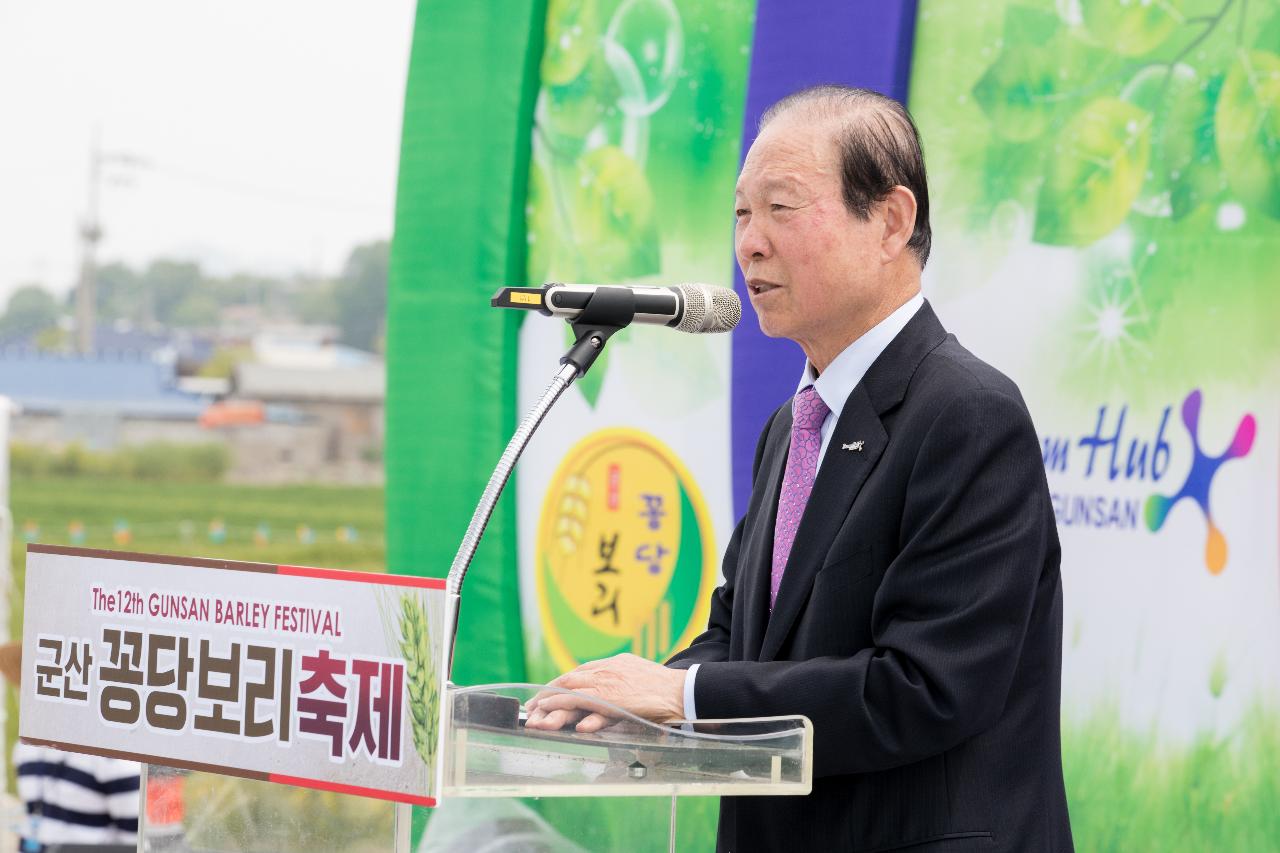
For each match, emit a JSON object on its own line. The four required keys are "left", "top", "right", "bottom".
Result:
{"left": 0, "top": 352, "right": 208, "bottom": 420}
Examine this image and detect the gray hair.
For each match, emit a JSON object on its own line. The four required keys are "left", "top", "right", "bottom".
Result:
{"left": 760, "top": 85, "right": 932, "bottom": 268}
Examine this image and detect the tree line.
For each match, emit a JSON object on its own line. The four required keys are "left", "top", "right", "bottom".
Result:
{"left": 0, "top": 240, "right": 388, "bottom": 354}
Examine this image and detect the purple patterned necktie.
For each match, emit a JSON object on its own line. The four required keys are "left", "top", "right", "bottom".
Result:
{"left": 771, "top": 385, "right": 830, "bottom": 609}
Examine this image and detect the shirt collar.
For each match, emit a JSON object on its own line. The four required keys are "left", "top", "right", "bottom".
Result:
{"left": 797, "top": 292, "right": 925, "bottom": 418}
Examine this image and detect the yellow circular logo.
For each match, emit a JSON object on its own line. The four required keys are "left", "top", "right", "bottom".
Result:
{"left": 536, "top": 428, "right": 717, "bottom": 672}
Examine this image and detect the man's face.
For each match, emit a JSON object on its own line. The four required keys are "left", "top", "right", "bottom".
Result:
{"left": 734, "top": 114, "right": 885, "bottom": 357}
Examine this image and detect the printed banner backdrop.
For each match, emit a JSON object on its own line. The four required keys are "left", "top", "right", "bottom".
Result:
{"left": 910, "top": 1, "right": 1280, "bottom": 848}
{"left": 515, "top": 0, "right": 751, "bottom": 698}
{"left": 513, "top": 2, "right": 754, "bottom": 847}
{"left": 20, "top": 546, "right": 446, "bottom": 806}
{"left": 389, "top": 0, "right": 1280, "bottom": 849}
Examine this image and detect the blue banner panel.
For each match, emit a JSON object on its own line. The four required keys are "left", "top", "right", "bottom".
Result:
{"left": 730, "top": 0, "right": 919, "bottom": 516}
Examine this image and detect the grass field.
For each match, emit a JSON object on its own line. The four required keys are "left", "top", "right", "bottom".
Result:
{"left": 9, "top": 475, "right": 386, "bottom": 570}
{"left": 7, "top": 474, "right": 388, "bottom": 653}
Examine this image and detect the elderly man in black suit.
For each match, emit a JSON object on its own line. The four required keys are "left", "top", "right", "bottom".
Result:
{"left": 526, "top": 85, "right": 1074, "bottom": 853}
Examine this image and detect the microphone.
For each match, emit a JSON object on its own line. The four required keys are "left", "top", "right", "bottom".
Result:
{"left": 491, "top": 282, "right": 741, "bottom": 333}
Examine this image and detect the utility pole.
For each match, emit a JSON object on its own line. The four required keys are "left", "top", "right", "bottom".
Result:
{"left": 74, "top": 130, "right": 103, "bottom": 354}
{"left": 74, "top": 129, "right": 147, "bottom": 355}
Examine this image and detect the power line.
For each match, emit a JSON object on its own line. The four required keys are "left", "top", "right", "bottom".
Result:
{"left": 143, "top": 161, "right": 390, "bottom": 213}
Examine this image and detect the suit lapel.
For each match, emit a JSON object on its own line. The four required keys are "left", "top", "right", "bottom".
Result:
{"left": 755, "top": 300, "right": 948, "bottom": 662}
{"left": 740, "top": 407, "right": 791, "bottom": 659}
{"left": 760, "top": 384, "right": 887, "bottom": 661}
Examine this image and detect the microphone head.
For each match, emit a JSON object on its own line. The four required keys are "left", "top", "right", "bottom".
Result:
{"left": 674, "top": 283, "right": 742, "bottom": 333}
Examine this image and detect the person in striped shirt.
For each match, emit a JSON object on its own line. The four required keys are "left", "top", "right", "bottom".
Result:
{"left": 12, "top": 743, "right": 139, "bottom": 851}
{"left": 1, "top": 642, "right": 139, "bottom": 852}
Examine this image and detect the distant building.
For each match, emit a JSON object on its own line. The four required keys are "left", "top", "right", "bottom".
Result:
{"left": 0, "top": 320, "right": 216, "bottom": 373}
{"left": 219, "top": 358, "right": 384, "bottom": 485}
{"left": 0, "top": 329, "right": 386, "bottom": 486}
{"left": 249, "top": 325, "right": 355, "bottom": 368}
{"left": 0, "top": 351, "right": 210, "bottom": 449}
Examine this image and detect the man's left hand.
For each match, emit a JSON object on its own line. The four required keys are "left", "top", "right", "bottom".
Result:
{"left": 524, "top": 653, "right": 687, "bottom": 733}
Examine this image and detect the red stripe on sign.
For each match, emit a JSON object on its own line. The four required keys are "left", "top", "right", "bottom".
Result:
{"left": 277, "top": 565, "right": 446, "bottom": 589}
{"left": 268, "top": 774, "right": 437, "bottom": 807}
{"left": 607, "top": 463, "right": 621, "bottom": 510}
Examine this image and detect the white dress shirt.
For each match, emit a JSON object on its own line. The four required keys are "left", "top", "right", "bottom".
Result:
{"left": 681, "top": 293, "right": 925, "bottom": 721}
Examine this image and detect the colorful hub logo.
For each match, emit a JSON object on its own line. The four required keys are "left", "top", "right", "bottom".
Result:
{"left": 1144, "top": 390, "right": 1256, "bottom": 574}
{"left": 535, "top": 428, "right": 717, "bottom": 673}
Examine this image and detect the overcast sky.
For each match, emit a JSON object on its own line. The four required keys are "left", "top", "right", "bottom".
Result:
{"left": 0, "top": 0, "right": 416, "bottom": 303}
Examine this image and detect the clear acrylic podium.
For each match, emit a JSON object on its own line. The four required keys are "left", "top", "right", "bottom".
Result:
{"left": 138, "top": 683, "right": 812, "bottom": 852}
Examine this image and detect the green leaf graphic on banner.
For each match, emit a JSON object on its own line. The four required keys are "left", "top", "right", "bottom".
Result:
{"left": 973, "top": 45, "right": 1061, "bottom": 142}
{"left": 541, "top": 0, "right": 600, "bottom": 86}
{"left": 528, "top": 162, "right": 556, "bottom": 285}
{"left": 1034, "top": 97, "right": 1152, "bottom": 246}
{"left": 1080, "top": 0, "right": 1183, "bottom": 56}
{"left": 542, "top": 555, "right": 629, "bottom": 661}
{"left": 1169, "top": 73, "right": 1226, "bottom": 221}
{"left": 541, "top": 55, "right": 621, "bottom": 158}
{"left": 1256, "top": 10, "right": 1280, "bottom": 53}
{"left": 1122, "top": 64, "right": 1223, "bottom": 219}
{"left": 1002, "top": 4, "right": 1060, "bottom": 44}
{"left": 602, "top": 0, "right": 684, "bottom": 116}
{"left": 572, "top": 145, "right": 660, "bottom": 280}
{"left": 974, "top": 6, "right": 1122, "bottom": 145}
{"left": 1215, "top": 49, "right": 1280, "bottom": 220}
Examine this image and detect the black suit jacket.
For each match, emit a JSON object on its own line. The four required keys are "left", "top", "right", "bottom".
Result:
{"left": 668, "top": 302, "right": 1073, "bottom": 852}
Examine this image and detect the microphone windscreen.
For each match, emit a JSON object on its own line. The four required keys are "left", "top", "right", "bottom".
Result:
{"left": 675, "top": 283, "right": 741, "bottom": 333}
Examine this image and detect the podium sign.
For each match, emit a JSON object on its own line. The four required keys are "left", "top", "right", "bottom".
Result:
{"left": 19, "top": 545, "right": 446, "bottom": 807}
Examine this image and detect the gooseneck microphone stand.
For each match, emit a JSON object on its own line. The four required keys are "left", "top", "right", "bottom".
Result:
{"left": 443, "top": 286, "right": 637, "bottom": 679}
